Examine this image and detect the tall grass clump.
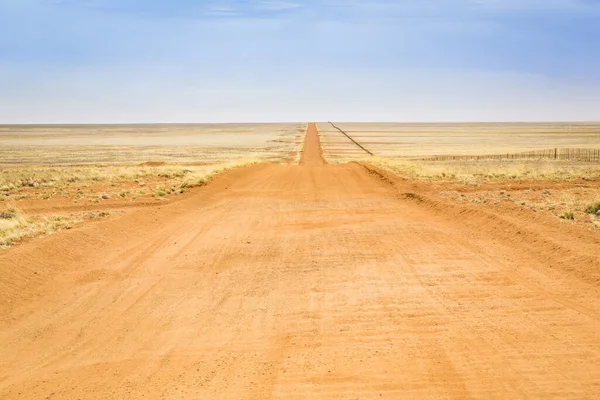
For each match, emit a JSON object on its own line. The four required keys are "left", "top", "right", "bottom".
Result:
{"left": 584, "top": 201, "right": 600, "bottom": 214}
{"left": 0, "top": 208, "right": 33, "bottom": 247}
{"left": 1, "top": 207, "right": 82, "bottom": 248}
{"left": 559, "top": 211, "right": 575, "bottom": 220}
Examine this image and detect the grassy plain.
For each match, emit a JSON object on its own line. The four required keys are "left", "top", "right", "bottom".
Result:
{"left": 0, "top": 123, "right": 303, "bottom": 164}
{"left": 369, "top": 157, "right": 600, "bottom": 183}
{"left": 317, "top": 122, "right": 600, "bottom": 231}
{"left": 318, "top": 122, "right": 600, "bottom": 161}
{"left": 0, "top": 123, "right": 304, "bottom": 246}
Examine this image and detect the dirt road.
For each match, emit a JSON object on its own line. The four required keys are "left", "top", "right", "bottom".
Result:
{"left": 2, "top": 123, "right": 600, "bottom": 399}
{"left": 300, "top": 122, "right": 326, "bottom": 165}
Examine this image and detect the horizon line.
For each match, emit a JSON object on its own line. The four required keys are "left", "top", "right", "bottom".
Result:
{"left": 1, "top": 120, "right": 600, "bottom": 126}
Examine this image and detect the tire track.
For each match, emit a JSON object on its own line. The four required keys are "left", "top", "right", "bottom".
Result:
{"left": 2, "top": 124, "right": 600, "bottom": 398}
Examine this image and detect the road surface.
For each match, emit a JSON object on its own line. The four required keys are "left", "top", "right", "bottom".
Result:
{"left": 1, "top": 123, "right": 600, "bottom": 399}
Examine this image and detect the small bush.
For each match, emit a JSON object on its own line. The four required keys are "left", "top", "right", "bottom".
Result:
{"left": 0, "top": 208, "right": 17, "bottom": 219}
{"left": 560, "top": 211, "right": 575, "bottom": 220}
{"left": 584, "top": 201, "right": 600, "bottom": 214}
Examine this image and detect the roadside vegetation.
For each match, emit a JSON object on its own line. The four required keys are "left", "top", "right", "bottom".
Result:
{"left": 0, "top": 207, "right": 93, "bottom": 248}
{"left": 366, "top": 157, "right": 600, "bottom": 231}
{"left": 0, "top": 159, "right": 259, "bottom": 247}
{"left": 585, "top": 201, "right": 600, "bottom": 215}
{"left": 0, "top": 159, "right": 259, "bottom": 203}
{"left": 368, "top": 157, "right": 600, "bottom": 184}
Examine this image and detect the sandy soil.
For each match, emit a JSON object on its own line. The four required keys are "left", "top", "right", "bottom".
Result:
{"left": 1, "top": 123, "right": 600, "bottom": 399}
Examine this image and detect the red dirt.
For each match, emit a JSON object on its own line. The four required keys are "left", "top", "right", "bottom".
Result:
{"left": 1, "top": 124, "right": 600, "bottom": 399}
{"left": 299, "top": 123, "right": 326, "bottom": 165}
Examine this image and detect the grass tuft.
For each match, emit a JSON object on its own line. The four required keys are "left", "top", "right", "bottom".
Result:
{"left": 0, "top": 207, "right": 84, "bottom": 248}
{"left": 584, "top": 201, "right": 600, "bottom": 214}
{"left": 0, "top": 208, "right": 18, "bottom": 219}
{"left": 559, "top": 211, "right": 575, "bottom": 220}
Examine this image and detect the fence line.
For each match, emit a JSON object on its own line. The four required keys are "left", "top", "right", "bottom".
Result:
{"left": 327, "top": 121, "right": 374, "bottom": 156}
{"left": 420, "top": 148, "right": 600, "bottom": 163}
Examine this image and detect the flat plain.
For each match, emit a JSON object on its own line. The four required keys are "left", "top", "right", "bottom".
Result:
{"left": 1, "top": 122, "right": 600, "bottom": 399}
{"left": 0, "top": 123, "right": 305, "bottom": 246}
{"left": 318, "top": 121, "right": 600, "bottom": 160}
{"left": 0, "top": 123, "right": 303, "bottom": 164}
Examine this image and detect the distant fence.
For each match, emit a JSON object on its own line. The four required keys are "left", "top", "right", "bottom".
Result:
{"left": 421, "top": 148, "right": 600, "bottom": 163}
{"left": 327, "top": 121, "right": 374, "bottom": 156}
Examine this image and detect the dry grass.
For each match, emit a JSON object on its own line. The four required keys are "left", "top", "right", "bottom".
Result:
{"left": 0, "top": 207, "right": 87, "bottom": 248}
{"left": 366, "top": 156, "right": 600, "bottom": 230}
{"left": 318, "top": 122, "right": 600, "bottom": 159}
{"left": 0, "top": 159, "right": 260, "bottom": 247}
{"left": 437, "top": 186, "right": 600, "bottom": 229}
{"left": 0, "top": 159, "right": 260, "bottom": 202}
{"left": 368, "top": 157, "right": 600, "bottom": 184}
{"left": 0, "top": 123, "right": 305, "bottom": 165}
{"left": 584, "top": 201, "right": 600, "bottom": 214}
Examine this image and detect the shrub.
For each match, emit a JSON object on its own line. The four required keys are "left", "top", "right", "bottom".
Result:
{"left": 0, "top": 208, "right": 17, "bottom": 219}
{"left": 584, "top": 201, "right": 600, "bottom": 214}
{"left": 560, "top": 211, "right": 575, "bottom": 220}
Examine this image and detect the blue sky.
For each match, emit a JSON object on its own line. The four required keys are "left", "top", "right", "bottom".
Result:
{"left": 0, "top": 0, "right": 599, "bottom": 122}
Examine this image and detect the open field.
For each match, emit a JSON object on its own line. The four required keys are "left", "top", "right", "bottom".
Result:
{"left": 0, "top": 123, "right": 304, "bottom": 164}
{"left": 0, "top": 123, "right": 304, "bottom": 246}
{"left": 370, "top": 157, "right": 600, "bottom": 183}
{"left": 318, "top": 122, "right": 600, "bottom": 161}
{"left": 1, "top": 123, "right": 600, "bottom": 398}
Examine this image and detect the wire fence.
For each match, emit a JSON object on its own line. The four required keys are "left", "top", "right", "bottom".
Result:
{"left": 420, "top": 148, "right": 600, "bottom": 163}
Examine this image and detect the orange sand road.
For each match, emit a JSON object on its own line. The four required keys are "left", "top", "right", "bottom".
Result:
{"left": 1, "top": 124, "right": 600, "bottom": 399}
{"left": 300, "top": 123, "right": 326, "bottom": 165}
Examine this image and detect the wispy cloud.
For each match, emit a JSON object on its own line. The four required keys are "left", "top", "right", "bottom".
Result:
{"left": 37, "top": 0, "right": 305, "bottom": 18}
{"left": 35, "top": 0, "right": 600, "bottom": 19}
